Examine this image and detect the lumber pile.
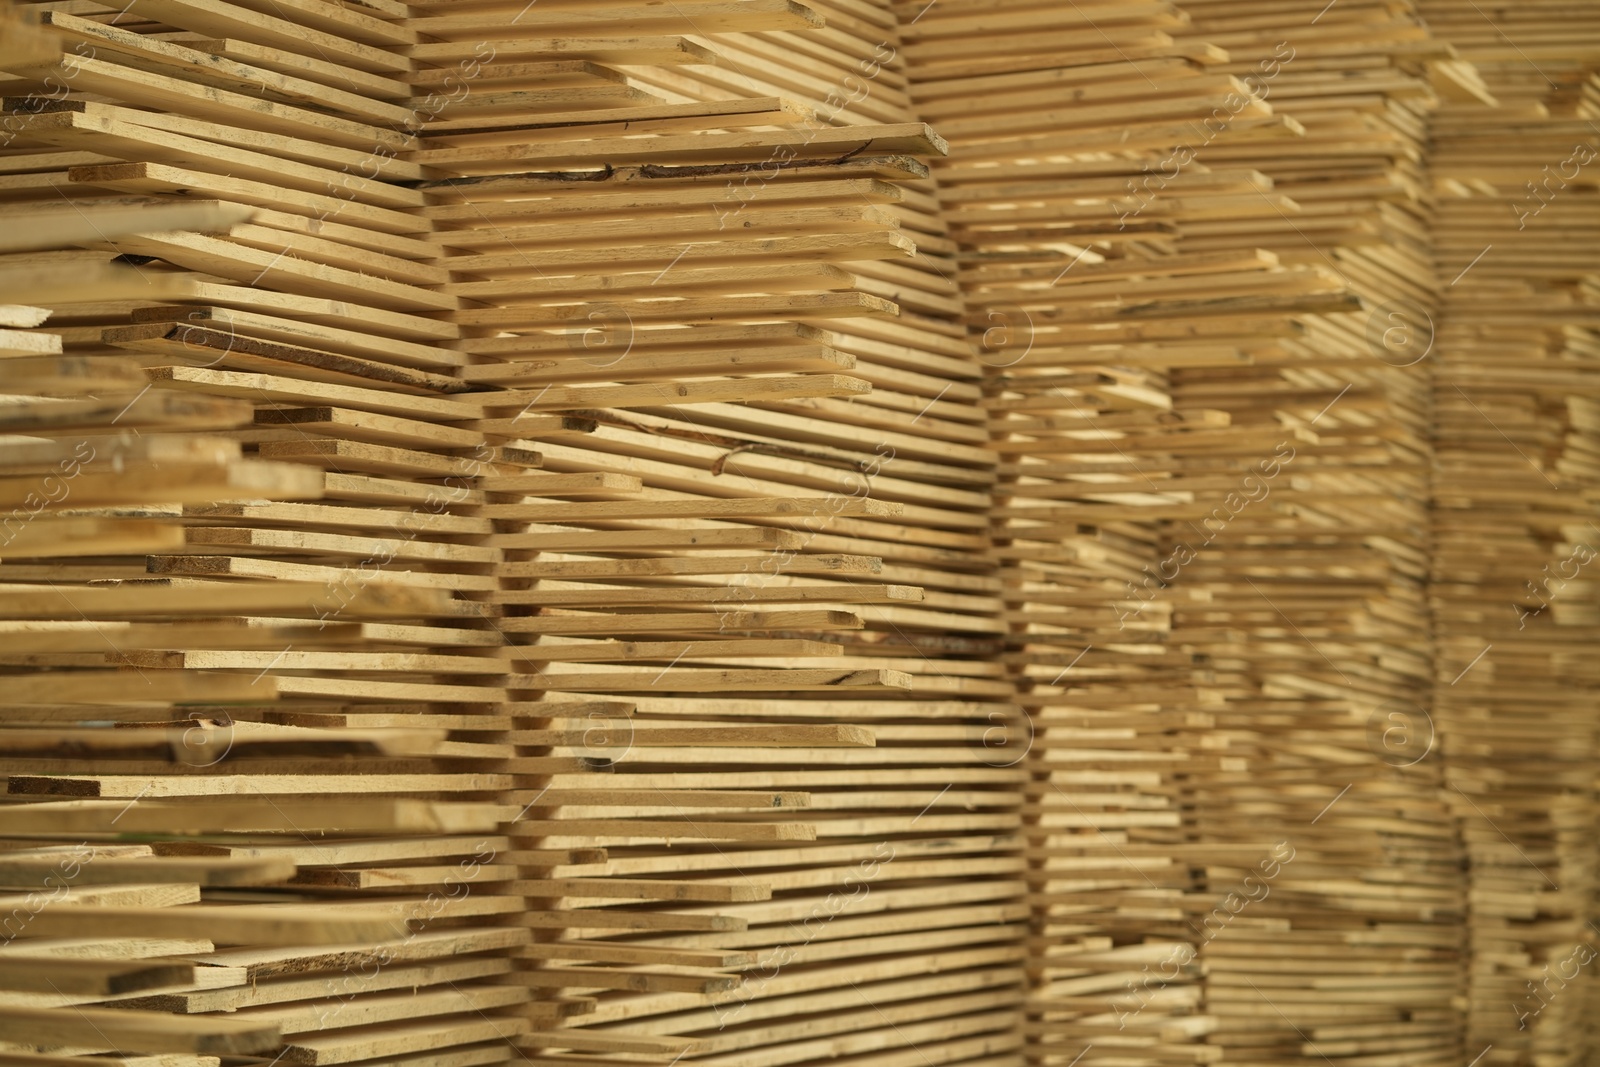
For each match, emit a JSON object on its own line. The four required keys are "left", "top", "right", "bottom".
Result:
{"left": 0, "top": 9, "right": 538, "bottom": 1064}
{"left": 0, "top": 1, "right": 1024, "bottom": 1064}
{"left": 1161, "top": 5, "right": 1465, "bottom": 1067}
{"left": 0, "top": 0, "right": 1598, "bottom": 1065}
{"left": 897, "top": 2, "right": 1466, "bottom": 1065}
{"left": 893, "top": 3, "right": 1323, "bottom": 1065}
{"left": 405, "top": 2, "right": 1030, "bottom": 1063}
{"left": 1420, "top": 1, "right": 1600, "bottom": 1063}
{"left": 416, "top": 4, "right": 1024, "bottom": 1062}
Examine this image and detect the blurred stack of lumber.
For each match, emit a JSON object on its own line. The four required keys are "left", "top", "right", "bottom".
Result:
{"left": 892, "top": 3, "right": 1347, "bottom": 1066}
{"left": 1420, "top": 1, "right": 1600, "bottom": 1064}
{"left": 0, "top": 189, "right": 470, "bottom": 1061}
{"left": 1162, "top": 4, "right": 1465, "bottom": 1066}
{"left": 897, "top": 2, "right": 1466, "bottom": 1066}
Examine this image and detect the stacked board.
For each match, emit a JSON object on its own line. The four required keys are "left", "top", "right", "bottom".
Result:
{"left": 0, "top": 0, "right": 1599, "bottom": 1065}
{"left": 894, "top": 3, "right": 1352, "bottom": 1066}
{"left": 0, "top": 3, "right": 554, "bottom": 1063}
{"left": 405, "top": 2, "right": 1030, "bottom": 1064}
{"left": 0, "top": 1, "right": 1025, "bottom": 1066}
{"left": 1159, "top": 6, "right": 1466, "bottom": 1067}
{"left": 0, "top": 188, "right": 477, "bottom": 1061}
{"left": 1419, "top": 2, "right": 1600, "bottom": 1064}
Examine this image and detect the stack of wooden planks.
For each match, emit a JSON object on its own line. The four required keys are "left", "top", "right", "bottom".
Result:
{"left": 0, "top": 6, "right": 541, "bottom": 1063}
{"left": 892, "top": 3, "right": 1358, "bottom": 1065}
{"left": 406, "top": 2, "right": 1030, "bottom": 1063}
{"left": 1162, "top": 5, "right": 1465, "bottom": 1067}
{"left": 1, "top": 0, "right": 1599, "bottom": 1065}
{"left": 899, "top": 2, "right": 1466, "bottom": 1066}
{"left": 1420, "top": 2, "right": 1600, "bottom": 1064}
{"left": 0, "top": 1, "right": 1025, "bottom": 1065}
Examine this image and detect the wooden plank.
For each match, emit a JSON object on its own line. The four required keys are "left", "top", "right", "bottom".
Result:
{"left": 0, "top": 1006, "right": 276, "bottom": 1054}
{"left": 0, "top": 958, "right": 196, "bottom": 996}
